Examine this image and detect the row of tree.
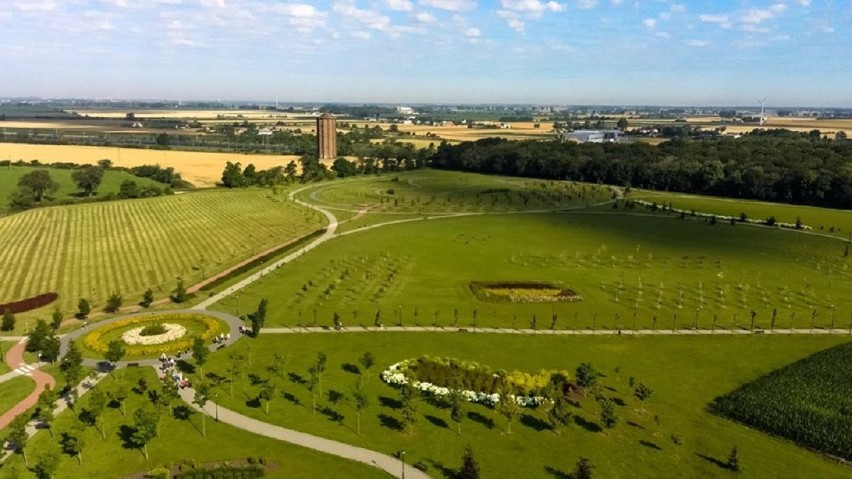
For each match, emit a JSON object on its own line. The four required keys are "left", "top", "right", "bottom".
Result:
{"left": 429, "top": 129, "right": 852, "bottom": 209}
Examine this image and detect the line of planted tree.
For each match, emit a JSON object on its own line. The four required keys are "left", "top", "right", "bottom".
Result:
{"left": 428, "top": 129, "right": 852, "bottom": 209}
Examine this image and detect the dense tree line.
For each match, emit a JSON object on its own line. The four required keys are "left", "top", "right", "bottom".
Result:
{"left": 429, "top": 129, "right": 852, "bottom": 209}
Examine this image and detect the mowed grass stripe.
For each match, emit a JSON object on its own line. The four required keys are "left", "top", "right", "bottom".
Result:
{"left": 131, "top": 199, "right": 173, "bottom": 292}
{"left": 0, "top": 212, "right": 27, "bottom": 299}
{"left": 1, "top": 211, "right": 41, "bottom": 301}
{"left": 154, "top": 196, "right": 205, "bottom": 276}
{"left": 102, "top": 202, "right": 135, "bottom": 295}
{"left": 120, "top": 201, "right": 157, "bottom": 295}
{"left": 25, "top": 209, "right": 57, "bottom": 299}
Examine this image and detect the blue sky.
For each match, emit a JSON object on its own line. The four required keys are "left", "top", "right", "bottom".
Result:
{"left": 1, "top": 0, "right": 849, "bottom": 106}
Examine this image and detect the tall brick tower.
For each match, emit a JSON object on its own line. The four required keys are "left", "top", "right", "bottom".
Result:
{"left": 316, "top": 113, "right": 337, "bottom": 160}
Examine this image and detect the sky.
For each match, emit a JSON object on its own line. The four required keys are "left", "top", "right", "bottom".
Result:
{"left": 1, "top": 0, "right": 849, "bottom": 106}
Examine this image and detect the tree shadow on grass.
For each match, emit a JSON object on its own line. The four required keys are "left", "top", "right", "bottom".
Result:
{"left": 378, "top": 414, "right": 403, "bottom": 432}
{"left": 327, "top": 389, "right": 345, "bottom": 404}
{"left": 520, "top": 414, "right": 550, "bottom": 432}
{"left": 288, "top": 372, "right": 307, "bottom": 387}
{"left": 282, "top": 392, "right": 300, "bottom": 406}
{"left": 173, "top": 405, "right": 194, "bottom": 421}
{"left": 175, "top": 360, "right": 195, "bottom": 374}
{"left": 426, "top": 459, "right": 456, "bottom": 479}
{"left": 425, "top": 415, "right": 449, "bottom": 429}
{"left": 319, "top": 406, "right": 344, "bottom": 423}
{"left": 247, "top": 373, "right": 266, "bottom": 386}
{"left": 695, "top": 452, "right": 729, "bottom": 470}
{"left": 467, "top": 411, "right": 494, "bottom": 430}
{"left": 379, "top": 396, "right": 402, "bottom": 410}
{"left": 544, "top": 466, "right": 571, "bottom": 479}
{"left": 627, "top": 420, "right": 646, "bottom": 430}
{"left": 573, "top": 415, "right": 602, "bottom": 433}
{"left": 245, "top": 397, "right": 261, "bottom": 409}
{"left": 639, "top": 440, "right": 662, "bottom": 451}
{"left": 341, "top": 363, "right": 360, "bottom": 375}
{"left": 205, "top": 372, "right": 227, "bottom": 387}
{"left": 117, "top": 425, "right": 138, "bottom": 451}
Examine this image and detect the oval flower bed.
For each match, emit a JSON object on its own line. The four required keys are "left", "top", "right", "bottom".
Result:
{"left": 83, "top": 313, "right": 221, "bottom": 358}
{"left": 381, "top": 356, "right": 572, "bottom": 407}
{"left": 470, "top": 281, "right": 582, "bottom": 303}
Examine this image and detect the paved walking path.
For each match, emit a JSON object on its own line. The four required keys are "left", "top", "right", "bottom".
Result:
{"left": 175, "top": 382, "right": 431, "bottom": 479}
{"left": 0, "top": 339, "right": 55, "bottom": 430}
{"left": 261, "top": 325, "right": 852, "bottom": 335}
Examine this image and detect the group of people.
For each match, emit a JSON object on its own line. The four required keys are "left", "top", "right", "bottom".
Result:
{"left": 213, "top": 332, "right": 231, "bottom": 344}
{"left": 158, "top": 353, "right": 192, "bottom": 389}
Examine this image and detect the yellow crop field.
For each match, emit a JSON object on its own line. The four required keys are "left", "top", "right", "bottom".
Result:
{"left": 0, "top": 143, "right": 301, "bottom": 187}
{"left": 69, "top": 109, "right": 318, "bottom": 120}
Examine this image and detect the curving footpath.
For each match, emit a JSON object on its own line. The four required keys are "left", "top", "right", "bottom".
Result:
{"left": 176, "top": 383, "right": 430, "bottom": 479}
{"left": 0, "top": 339, "right": 55, "bottom": 430}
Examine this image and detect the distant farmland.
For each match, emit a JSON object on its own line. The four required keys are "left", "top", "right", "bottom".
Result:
{"left": 0, "top": 189, "right": 325, "bottom": 315}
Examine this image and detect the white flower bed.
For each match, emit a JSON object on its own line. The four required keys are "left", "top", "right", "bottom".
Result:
{"left": 380, "top": 360, "right": 546, "bottom": 408}
{"left": 121, "top": 323, "right": 187, "bottom": 345}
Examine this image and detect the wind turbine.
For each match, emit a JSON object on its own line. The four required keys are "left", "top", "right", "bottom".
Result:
{"left": 756, "top": 97, "right": 766, "bottom": 126}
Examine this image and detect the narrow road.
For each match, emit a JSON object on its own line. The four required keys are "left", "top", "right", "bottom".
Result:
{"left": 260, "top": 326, "right": 852, "bottom": 336}
{"left": 176, "top": 383, "right": 431, "bottom": 479}
{"left": 0, "top": 339, "right": 55, "bottom": 430}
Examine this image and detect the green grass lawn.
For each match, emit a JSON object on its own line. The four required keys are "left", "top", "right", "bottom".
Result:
{"left": 212, "top": 211, "right": 852, "bottom": 332}
{"left": 2, "top": 368, "right": 387, "bottom": 479}
{"left": 0, "top": 375, "right": 36, "bottom": 416}
{"left": 0, "top": 187, "right": 325, "bottom": 329}
{"left": 0, "top": 166, "right": 163, "bottom": 214}
{"left": 198, "top": 333, "right": 852, "bottom": 478}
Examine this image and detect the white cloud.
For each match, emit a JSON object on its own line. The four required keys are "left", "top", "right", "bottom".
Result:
{"left": 576, "top": 0, "right": 596, "bottom": 9}
{"left": 268, "top": 3, "right": 327, "bottom": 33}
{"left": 670, "top": 4, "right": 685, "bottom": 13}
{"left": 14, "top": 1, "right": 57, "bottom": 11}
{"left": 500, "top": 0, "right": 564, "bottom": 16}
{"left": 799, "top": 0, "right": 811, "bottom": 5}
{"left": 659, "top": 12, "right": 670, "bottom": 20}
{"left": 506, "top": 17, "right": 525, "bottom": 32}
{"left": 386, "top": 0, "right": 413, "bottom": 11}
{"left": 823, "top": 26, "right": 834, "bottom": 33}
{"left": 465, "top": 26, "right": 480, "bottom": 37}
{"left": 414, "top": 11, "right": 435, "bottom": 22}
{"left": 642, "top": 18, "right": 656, "bottom": 28}
{"left": 333, "top": 1, "right": 391, "bottom": 31}
{"left": 610, "top": 0, "right": 621, "bottom": 4}
{"left": 700, "top": 14, "right": 731, "bottom": 29}
{"left": 687, "top": 39, "right": 709, "bottom": 47}
{"left": 419, "top": 0, "right": 476, "bottom": 12}
{"left": 741, "top": 4, "right": 786, "bottom": 24}
{"left": 351, "top": 30, "right": 371, "bottom": 39}
{"left": 198, "top": 0, "right": 225, "bottom": 8}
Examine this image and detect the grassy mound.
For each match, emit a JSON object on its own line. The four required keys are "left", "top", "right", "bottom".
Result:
{"left": 710, "top": 342, "right": 852, "bottom": 460}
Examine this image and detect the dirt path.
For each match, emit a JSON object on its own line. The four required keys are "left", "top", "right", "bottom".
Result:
{"left": 0, "top": 339, "right": 55, "bottom": 430}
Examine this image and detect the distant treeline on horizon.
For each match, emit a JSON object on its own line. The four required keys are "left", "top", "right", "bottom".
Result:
{"left": 429, "top": 129, "right": 852, "bottom": 210}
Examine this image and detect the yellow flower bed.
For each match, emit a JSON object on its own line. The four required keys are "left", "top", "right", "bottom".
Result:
{"left": 83, "top": 313, "right": 222, "bottom": 357}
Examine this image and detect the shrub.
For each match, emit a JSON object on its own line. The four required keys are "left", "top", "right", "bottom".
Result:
{"left": 0, "top": 292, "right": 59, "bottom": 314}
{"left": 139, "top": 323, "right": 167, "bottom": 336}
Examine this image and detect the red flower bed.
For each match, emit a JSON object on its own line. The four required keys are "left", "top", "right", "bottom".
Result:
{"left": 0, "top": 292, "right": 59, "bottom": 314}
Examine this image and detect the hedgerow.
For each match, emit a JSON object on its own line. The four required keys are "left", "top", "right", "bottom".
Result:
{"left": 0, "top": 292, "right": 58, "bottom": 314}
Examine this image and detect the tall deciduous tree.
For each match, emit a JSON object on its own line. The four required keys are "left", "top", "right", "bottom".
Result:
{"left": 352, "top": 377, "right": 369, "bottom": 436}
{"left": 104, "top": 291, "right": 123, "bottom": 313}
{"left": 7, "top": 414, "right": 30, "bottom": 466}
{"left": 71, "top": 166, "right": 104, "bottom": 196}
{"left": 576, "top": 363, "right": 600, "bottom": 396}
{"left": 60, "top": 341, "right": 84, "bottom": 391}
{"left": 192, "top": 337, "right": 209, "bottom": 375}
{"left": 76, "top": 298, "right": 91, "bottom": 319}
{"left": 131, "top": 406, "right": 159, "bottom": 459}
{"left": 18, "top": 170, "right": 58, "bottom": 202}
{"left": 87, "top": 387, "right": 108, "bottom": 439}
{"left": 193, "top": 381, "right": 211, "bottom": 437}
{"left": 140, "top": 288, "right": 154, "bottom": 308}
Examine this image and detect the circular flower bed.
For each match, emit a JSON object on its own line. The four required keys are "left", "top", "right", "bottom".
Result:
{"left": 121, "top": 323, "right": 187, "bottom": 345}
{"left": 83, "top": 313, "right": 222, "bottom": 358}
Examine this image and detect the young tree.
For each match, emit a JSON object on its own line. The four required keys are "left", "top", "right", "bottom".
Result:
{"left": 400, "top": 383, "right": 419, "bottom": 434}
{"left": 573, "top": 457, "right": 594, "bottom": 479}
{"left": 248, "top": 298, "right": 268, "bottom": 336}
{"left": 105, "top": 340, "right": 126, "bottom": 372}
{"left": 1, "top": 307, "right": 15, "bottom": 331}
{"left": 131, "top": 406, "right": 159, "bottom": 459}
{"left": 41, "top": 333, "right": 61, "bottom": 363}
{"left": 140, "top": 288, "right": 154, "bottom": 308}
{"left": 60, "top": 422, "right": 86, "bottom": 465}
{"left": 76, "top": 298, "right": 91, "bottom": 319}
{"left": 259, "top": 380, "right": 276, "bottom": 415}
{"left": 26, "top": 319, "right": 52, "bottom": 354}
{"left": 634, "top": 383, "right": 653, "bottom": 413}
{"left": 315, "top": 352, "right": 328, "bottom": 396}
{"left": 599, "top": 397, "right": 618, "bottom": 429}
{"left": 227, "top": 352, "right": 245, "bottom": 397}
{"left": 87, "top": 387, "right": 108, "bottom": 439}
{"left": 576, "top": 363, "right": 600, "bottom": 397}
{"left": 547, "top": 396, "right": 573, "bottom": 435}
{"left": 60, "top": 341, "right": 84, "bottom": 392}
{"left": 497, "top": 391, "right": 522, "bottom": 434}
{"left": 458, "top": 445, "right": 480, "bottom": 479}
{"left": 727, "top": 445, "right": 740, "bottom": 472}
{"left": 307, "top": 364, "right": 320, "bottom": 415}
{"left": 7, "top": 414, "right": 30, "bottom": 466}
{"left": 358, "top": 351, "right": 375, "bottom": 378}
{"left": 104, "top": 291, "right": 123, "bottom": 313}
{"left": 33, "top": 444, "right": 60, "bottom": 479}
{"left": 71, "top": 166, "right": 104, "bottom": 196}
{"left": 50, "top": 308, "right": 64, "bottom": 330}
{"left": 193, "top": 381, "right": 211, "bottom": 437}
{"left": 37, "top": 386, "right": 58, "bottom": 437}
{"left": 171, "top": 278, "right": 188, "bottom": 303}
{"left": 352, "top": 377, "right": 370, "bottom": 435}
{"left": 192, "top": 337, "right": 209, "bottom": 375}
{"left": 449, "top": 389, "right": 466, "bottom": 435}
{"left": 109, "top": 383, "right": 129, "bottom": 417}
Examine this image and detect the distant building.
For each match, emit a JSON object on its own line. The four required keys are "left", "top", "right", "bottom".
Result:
{"left": 560, "top": 130, "right": 624, "bottom": 143}
{"left": 316, "top": 113, "right": 337, "bottom": 159}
